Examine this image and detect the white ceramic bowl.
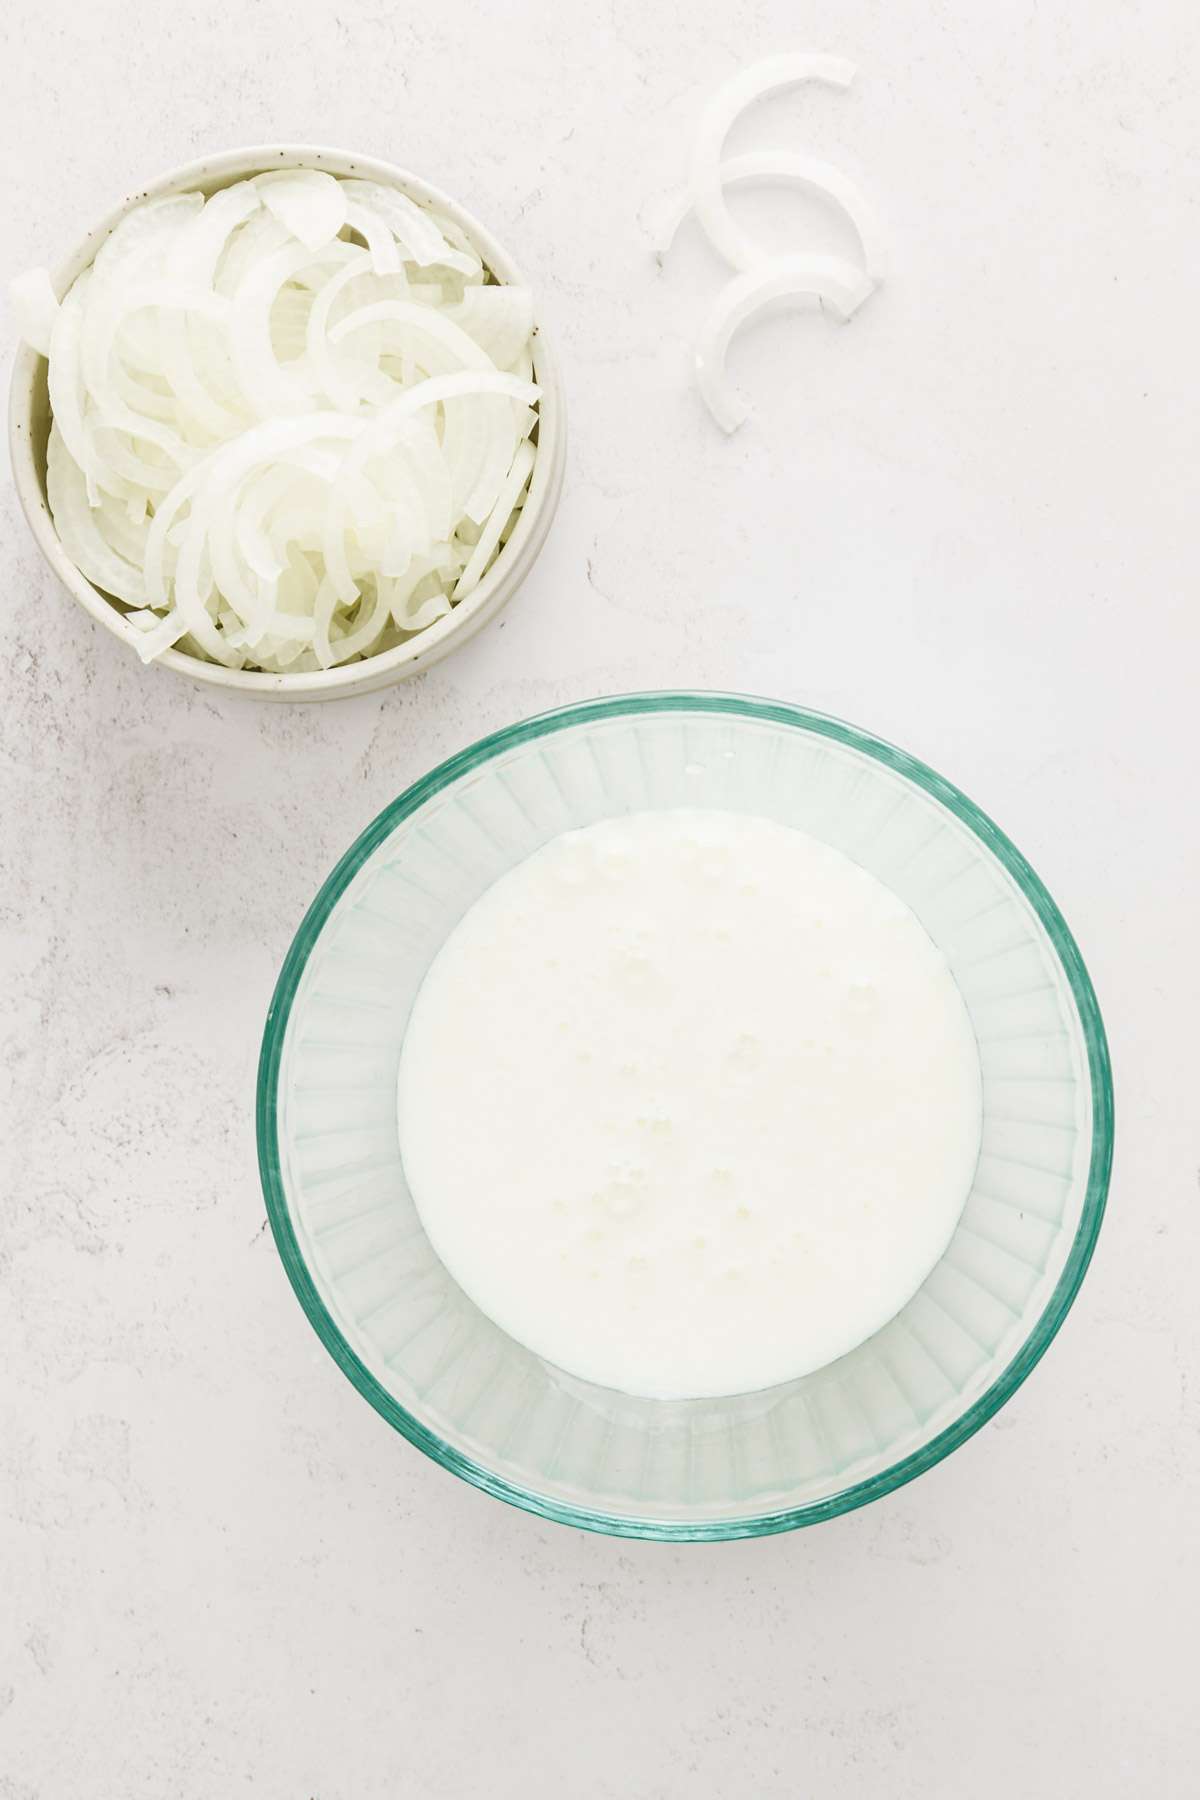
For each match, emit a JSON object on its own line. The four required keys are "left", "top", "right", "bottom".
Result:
{"left": 7, "top": 145, "right": 567, "bottom": 702}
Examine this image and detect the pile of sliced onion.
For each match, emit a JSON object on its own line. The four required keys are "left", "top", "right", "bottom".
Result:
{"left": 13, "top": 170, "right": 541, "bottom": 672}
{"left": 663, "top": 53, "right": 883, "bottom": 432}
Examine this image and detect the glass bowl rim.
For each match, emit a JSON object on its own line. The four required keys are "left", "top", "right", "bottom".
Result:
{"left": 256, "top": 690, "right": 1114, "bottom": 1541}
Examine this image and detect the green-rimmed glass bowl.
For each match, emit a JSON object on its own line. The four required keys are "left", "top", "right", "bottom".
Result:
{"left": 257, "top": 693, "right": 1112, "bottom": 1539}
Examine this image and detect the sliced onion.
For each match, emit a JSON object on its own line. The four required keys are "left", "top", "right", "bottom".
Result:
{"left": 126, "top": 607, "right": 189, "bottom": 663}
{"left": 453, "top": 438, "right": 535, "bottom": 598}
{"left": 90, "top": 196, "right": 204, "bottom": 297}
{"left": 46, "top": 423, "right": 146, "bottom": 604}
{"left": 663, "top": 149, "right": 886, "bottom": 281}
{"left": 47, "top": 275, "right": 98, "bottom": 485}
{"left": 319, "top": 370, "right": 536, "bottom": 600}
{"left": 176, "top": 182, "right": 261, "bottom": 289}
{"left": 29, "top": 173, "right": 541, "bottom": 672}
{"left": 424, "top": 209, "right": 486, "bottom": 283}
{"left": 154, "top": 310, "right": 244, "bottom": 441}
{"left": 344, "top": 202, "right": 404, "bottom": 276}
{"left": 229, "top": 241, "right": 336, "bottom": 416}
{"left": 257, "top": 169, "right": 347, "bottom": 252}
{"left": 113, "top": 360, "right": 177, "bottom": 422}
{"left": 330, "top": 298, "right": 493, "bottom": 372}
{"left": 445, "top": 285, "right": 535, "bottom": 369}
{"left": 215, "top": 212, "right": 291, "bottom": 298}
{"left": 83, "top": 284, "right": 227, "bottom": 465}
{"left": 689, "top": 53, "right": 857, "bottom": 272}
{"left": 695, "top": 253, "right": 874, "bottom": 432}
{"left": 340, "top": 180, "right": 478, "bottom": 275}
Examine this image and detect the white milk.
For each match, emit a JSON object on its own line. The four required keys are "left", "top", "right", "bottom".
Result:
{"left": 397, "top": 810, "right": 982, "bottom": 1399}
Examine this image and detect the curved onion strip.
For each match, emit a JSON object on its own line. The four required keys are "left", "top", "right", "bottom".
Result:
{"left": 379, "top": 413, "right": 452, "bottom": 543}
{"left": 229, "top": 610, "right": 316, "bottom": 650}
{"left": 215, "top": 212, "right": 291, "bottom": 298}
{"left": 353, "top": 371, "right": 536, "bottom": 461}
{"left": 83, "top": 285, "right": 229, "bottom": 464}
{"left": 311, "top": 575, "right": 341, "bottom": 667}
{"left": 423, "top": 209, "right": 486, "bottom": 283}
{"left": 89, "top": 427, "right": 180, "bottom": 492}
{"left": 176, "top": 182, "right": 261, "bottom": 288}
{"left": 321, "top": 578, "right": 392, "bottom": 665}
{"left": 209, "top": 483, "right": 279, "bottom": 625}
{"left": 340, "top": 179, "right": 478, "bottom": 275}
{"left": 319, "top": 371, "right": 536, "bottom": 603}
{"left": 256, "top": 168, "right": 347, "bottom": 252}
{"left": 663, "top": 149, "right": 886, "bottom": 280}
{"left": 304, "top": 252, "right": 387, "bottom": 410}
{"left": 689, "top": 53, "right": 856, "bottom": 272}
{"left": 46, "top": 424, "right": 146, "bottom": 605}
{"left": 235, "top": 463, "right": 304, "bottom": 583}
{"left": 330, "top": 299, "right": 492, "bottom": 370}
{"left": 445, "top": 286, "right": 535, "bottom": 370}
{"left": 113, "top": 361, "right": 177, "bottom": 422}
{"left": 93, "top": 488, "right": 154, "bottom": 568}
{"left": 47, "top": 275, "right": 98, "bottom": 485}
{"left": 331, "top": 301, "right": 524, "bottom": 525}
{"left": 157, "top": 310, "right": 246, "bottom": 440}
{"left": 464, "top": 397, "right": 524, "bottom": 525}
{"left": 406, "top": 592, "right": 454, "bottom": 630}
{"left": 439, "top": 389, "right": 491, "bottom": 518}
{"left": 343, "top": 202, "right": 404, "bottom": 276}
{"left": 387, "top": 553, "right": 457, "bottom": 630}
{"left": 269, "top": 285, "right": 312, "bottom": 360}
{"left": 92, "top": 195, "right": 204, "bottom": 283}
{"left": 230, "top": 241, "right": 356, "bottom": 416}
{"left": 168, "top": 504, "right": 234, "bottom": 664}
{"left": 143, "top": 412, "right": 364, "bottom": 604}
{"left": 320, "top": 459, "right": 404, "bottom": 604}
{"left": 126, "top": 606, "right": 189, "bottom": 663}
{"left": 453, "top": 438, "right": 536, "bottom": 599}
{"left": 695, "top": 253, "right": 874, "bottom": 432}
{"left": 363, "top": 441, "right": 430, "bottom": 572}
{"left": 265, "top": 503, "right": 328, "bottom": 556}
{"left": 10, "top": 268, "right": 59, "bottom": 356}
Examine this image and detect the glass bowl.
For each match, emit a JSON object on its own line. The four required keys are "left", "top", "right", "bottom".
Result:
{"left": 257, "top": 693, "right": 1112, "bottom": 1538}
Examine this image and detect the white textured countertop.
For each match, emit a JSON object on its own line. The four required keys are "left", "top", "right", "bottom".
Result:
{"left": 1, "top": 2, "right": 1197, "bottom": 1794}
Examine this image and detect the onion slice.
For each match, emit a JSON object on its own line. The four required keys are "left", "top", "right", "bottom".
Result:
{"left": 45, "top": 423, "right": 147, "bottom": 604}
{"left": 663, "top": 149, "right": 886, "bottom": 281}
{"left": 453, "top": 437, "right": 535, "bottom": 598}
{"left": 695, "top": 253, "right": 874, "bottom": 432}
{"left": 445, "top": 286, "right": 536, "bottom": 370}
{"left": 688, "top": 53, "right": 857, "bottom": 272}
{"left": 125, "top": 606, "right": 190, "bottom": 663}
{"left": 340, "top": 179, "right": 479, "bottom": 276}
{"left": 257, "top": 169, "right": 347, "bottom": 252}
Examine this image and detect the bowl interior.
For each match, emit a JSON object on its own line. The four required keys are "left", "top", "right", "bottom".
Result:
{"left": 9, "top": 145, "right": 565, "bottom": 699}
{"left": 259, "top": 695, "right": 1111, "bottom": 1537}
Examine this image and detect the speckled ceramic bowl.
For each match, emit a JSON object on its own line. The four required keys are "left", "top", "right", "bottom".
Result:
{"left": 7, "top": 145, "right": 566, "bottom": 702}
{"left": 258, "top": 693, "right": 1113, "bottom": 1538}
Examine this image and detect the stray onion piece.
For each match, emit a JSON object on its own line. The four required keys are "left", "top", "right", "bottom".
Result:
{"left": 12, "top": 169, "right": 541, "bottom": 673}
{"left": 667, "top": 52, "right": 884, "bottom": 431}
{"left": 688, "top": 53, "right": 857, "bottom": 272}
{"left": 661, "top": 150, "right": 886, "bottom": 283}
{"left": 695, "top": 255, "right": 873, "bottom": 433}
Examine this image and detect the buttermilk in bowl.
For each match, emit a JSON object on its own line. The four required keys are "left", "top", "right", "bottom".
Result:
{"left": 397, "top": 809, "right": 983, "bottom": 1400}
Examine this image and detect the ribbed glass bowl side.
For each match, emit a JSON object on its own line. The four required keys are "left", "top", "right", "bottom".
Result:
{"left": 257, "top": 693, "right": 1113, "bottom": 1539}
